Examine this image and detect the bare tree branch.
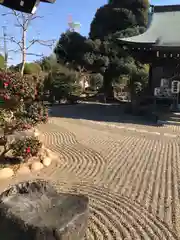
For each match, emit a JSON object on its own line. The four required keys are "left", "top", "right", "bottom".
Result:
{"left": 6, "top": 37, "right": 23, "bottom": 50}
{"left": 26, "top": 53, "right": 44, "bottom": 57}
{"left": 30, "top": 15, "right": 44, "bottom": 21}
{"left": 8, "top": 49, "right": 21, "bottom": 53}
{"left": 2, "top": 10, "right": 24, "bottom": 28}
{"left": 26, "top": 39, "right": 55, "bottom": 50}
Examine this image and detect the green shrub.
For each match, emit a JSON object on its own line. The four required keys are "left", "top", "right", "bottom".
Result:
{"left": 24, "top": 63, "right": 42, "bottom": 75}
{"left": 11, "top": 136, "right": 42, "bottom": 160}
{"left": 0, "top": 55, "right": 5, "bottom": 70}
{"left": 0, "top": 71, "right": 48, "bottom": 162}
{"left": 44, "top": 65, "right": 81, "bottom": 100}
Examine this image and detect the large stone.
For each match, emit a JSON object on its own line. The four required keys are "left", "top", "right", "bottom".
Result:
{"left": 17, "top": 166, "right": 31, "bottom": 175}
{"left": 38, "top": 147, "right": 58, "bottom": 161}
{"left": 30, "top": 161, "right": 44, "bottom": 172}
{"left": 0, "top": 180, "right": 89, "bottom": 240}
{"left": 42, "top": 157, "right": 52, "bottom": 167}
{"left": 0, "top": 168, "right": 14, "bottom": 179}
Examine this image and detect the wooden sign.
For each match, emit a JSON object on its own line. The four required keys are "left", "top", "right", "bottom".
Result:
{"left": 171, "top": 81, "right": 180, "bottom": 94}
{"left": 160, "top": 78, "right": 169, "bottom": 88}
{"left": 154, "top": 87, "right": 160, "bottom": 96}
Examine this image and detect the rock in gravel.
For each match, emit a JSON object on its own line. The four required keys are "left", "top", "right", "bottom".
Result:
{"left": 38, "top": 147, "right": 58, "bottom": 161}
{"left": 30, "top": 161, "right": 44, "bottom": 172}
{"left": 42, "top": 157, "right": 52, "bottom": 167}
{"left": 34, "top": 129, "right": 40, "bottom": 137}
{"left": 0, "top": 168, "right": 14, "bottom": 179}
{"left": 0, "top": 180, "right": 89, "bottom": 240}
{"left": 17, "top": 166, "right": 30, "bottom": 175}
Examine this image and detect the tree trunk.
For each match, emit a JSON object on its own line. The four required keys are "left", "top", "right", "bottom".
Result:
{"left": 103, "top": 73, "right": 114, "bottom": 101}
{"left": 20, "top": 27, "right": 26, "bottom": 76}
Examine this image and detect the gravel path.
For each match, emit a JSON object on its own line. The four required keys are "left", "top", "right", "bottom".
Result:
{"left": 1, "top": 103, "right": 180, "bottom": 239}
{"left": 36, "top": 113, "right": 180, "bottom": 240}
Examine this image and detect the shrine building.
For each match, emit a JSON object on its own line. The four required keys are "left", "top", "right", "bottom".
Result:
{"left": 118, "top": 4, "right": 180, "bottom": 105}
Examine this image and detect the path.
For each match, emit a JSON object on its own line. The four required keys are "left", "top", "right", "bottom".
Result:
{"left": 38, "top": 103, "right": 180, "bottom": 239}
{"left": 2, "top": 104, "right": 180, "bottom": 239}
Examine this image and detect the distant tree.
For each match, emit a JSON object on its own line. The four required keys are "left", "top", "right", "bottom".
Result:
{"left": 89, "top": 73, "right": 103, "bottom": 90}
{"left": 89, "top": 0, "right": 149, "bottom": 98}
{"left": 54, "top": 32, "right": 87, "bottom": 70}
{"left": 23, "top": 62, "right": 42, "bottom": 75}
{"left": 9, "top": 62, "right": 41, "bottom": 75}
{"left": 44, "top": 64, "right": 81, "bottom": 101}
{"left": 38, "top": 55, "right": 58, "bottom": 72}
{"left": 0, "top": 55, "right": 5, "bottom": 69}
{"left": 55, "top": 1, "right": 149, "bottom": 99}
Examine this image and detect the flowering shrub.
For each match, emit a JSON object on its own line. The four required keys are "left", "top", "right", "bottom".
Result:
{"left": 0, "top": 71, "right": 47, "bottom": 161}
{"left": 11, "top": 137, "right": 42, "bottom": 160}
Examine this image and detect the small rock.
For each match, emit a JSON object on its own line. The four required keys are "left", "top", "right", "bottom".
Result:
{"left": 42, "top": 157, "right": 52, "bottom": 167}
{"left": 38, "top": 148, "right": 46, "bottom": 156}
{"left": 0, "top": 168, "right": 14, "bottom": 179}
{"left": 44, "top": 148, "right": 51, "bottom": 156}
{"left": 34, "top": 130, "right": 40, "bottom": 137}
{"left": 17, "top": 166, "right": 30, "bottom": 175}
{"left": 31, "top": 162, "right": 44, "bottom": 172}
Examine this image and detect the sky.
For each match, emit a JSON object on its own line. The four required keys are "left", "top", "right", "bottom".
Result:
{"left": 0, "top": 0, "right": 178, "bottom": 65}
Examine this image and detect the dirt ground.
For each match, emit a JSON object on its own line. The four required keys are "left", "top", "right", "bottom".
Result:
{"left": 1, "top": 103, "right": 180, "bottom": 239}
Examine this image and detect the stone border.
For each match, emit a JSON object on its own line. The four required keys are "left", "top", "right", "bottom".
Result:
{"left": 0, "top": 129, "right": 58, "bottom": 180}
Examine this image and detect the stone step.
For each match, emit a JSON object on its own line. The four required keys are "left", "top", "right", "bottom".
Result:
{"left": 158, "top": 120, "right": 180, "bottom": 126}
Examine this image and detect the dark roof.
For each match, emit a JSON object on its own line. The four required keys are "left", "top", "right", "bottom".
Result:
{"left": 117, "top": 4, "right": 180, "bottom": 49}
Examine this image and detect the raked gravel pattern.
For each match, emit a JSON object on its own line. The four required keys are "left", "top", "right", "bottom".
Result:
{"left": 35, "top": 116, "right": 180, "bottom": 240}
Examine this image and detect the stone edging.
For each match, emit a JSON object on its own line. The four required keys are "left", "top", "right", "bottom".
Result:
{"left": 0, "top": 129, "right": 58, "bottom": 180}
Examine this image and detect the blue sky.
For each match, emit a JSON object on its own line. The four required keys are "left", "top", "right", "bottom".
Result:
{"left": 0, "top": 0, "right": 178, "bottom": 65}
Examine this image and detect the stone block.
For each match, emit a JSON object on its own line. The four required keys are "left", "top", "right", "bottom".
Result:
{"left": 0, "top": 179, "right": 89, "bottom": 240}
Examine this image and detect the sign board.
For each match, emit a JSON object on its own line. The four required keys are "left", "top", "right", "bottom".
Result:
{"left": 171, "top": 81, "right": 180, "bottom": 94}
{"left": 154, "top": 87, "right": 160, "bottom": 96}
{"left": 0, "top": 0, "right": 55, "bottom": 14}
{"left": 161, "top": 78, "right": 169, "bottom": 88}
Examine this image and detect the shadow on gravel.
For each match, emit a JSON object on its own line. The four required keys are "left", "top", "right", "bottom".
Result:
{"left": 48, "top": 103, "right": 161, "bottom": 127}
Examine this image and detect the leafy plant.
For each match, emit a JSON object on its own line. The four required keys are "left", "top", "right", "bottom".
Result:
{"left": 11, "top": 136, "right": 42, "bottom": 160}
{"left": 0, "top": 71, "right": 48, "bottom": 161}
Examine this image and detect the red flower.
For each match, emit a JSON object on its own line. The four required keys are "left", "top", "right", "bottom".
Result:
{"left": 3, "top": 82, "right": 9, "bottom": 88}
{"left": 26, "top": 147, "right": 31, "bottom": 153}
{"left": 4, "top": 94, "right": 10, "bottom": 100}
{"left": 24, "top": 124, "right": 31, "bottom": 129}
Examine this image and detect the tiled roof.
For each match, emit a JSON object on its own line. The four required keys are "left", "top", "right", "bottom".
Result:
{"left": 118, "top": 5, "right": 180, "bottom": 48}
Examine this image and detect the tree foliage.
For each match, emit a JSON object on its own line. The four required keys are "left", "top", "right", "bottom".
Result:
{"left": 44, "top": 64, "right": 81, "bottom": 101}
{"left": 89, "top": 73, "right": 103, "bottom": 90}
{"left": 0, "top": 55, "right": 5, "bottom": 70}
{"left": 9, "top": 62, "right": 42, "bottom": 75}
{"left": 23, "top": 63, "right": 42, "bottom": 75}
{"left": 55, "top": 0, "right": 150, "bottom": 99}
{"left": 38, "top": 55, "right": 58, "bottom": 72}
